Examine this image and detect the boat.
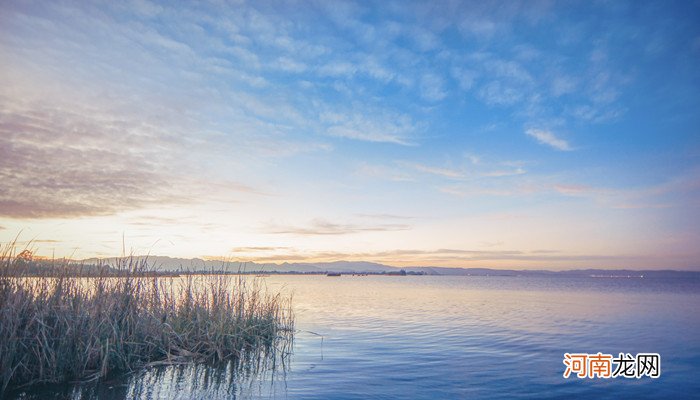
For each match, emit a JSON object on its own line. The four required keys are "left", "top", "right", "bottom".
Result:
{"left": 326, "top": 272, "right": 341, "bottom": 277}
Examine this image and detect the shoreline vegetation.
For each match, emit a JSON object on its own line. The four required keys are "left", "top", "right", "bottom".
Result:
{"left": 0, "top": 247, "right": 295, "bottom": 395}
{"left": 2, "top": 250, "right": 698, "bottom": 279}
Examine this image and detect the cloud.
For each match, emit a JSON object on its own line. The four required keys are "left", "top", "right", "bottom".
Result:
{"left": 318, "top": 61, "right": 358, "bottom": 78}
{"left": 326, "top": 126, "right": 409, "bottom": 145}
{"left": 465, "top": 153, "right": 481, "bottom": 165}
{"left": 321, "top": 110, "right": 417, "bottom": 145}
{"left": 525, "top": 129, "right": 573, "bottom": 151}
{"left": 231, "top": 246, "right": 290, "bottom": 252}
{"left": 0, "top": 103, "right": 180, "bottom": 218}
{"left": 459, "top": 18, "right": 498, "bottom": 38}
{"left": 0, "top": 95, "right": 266, "bottom": 219}
{"left": 553, "top": 184, "right": 596, "bottom": 196}
{"left": 362, "top": 158, "right": 527, "bottom": 187}
{"left": 487, "top": 59, "right": 533, "bottom": 83}
{"left": 478, "top": 81, "right": 523, "bottom": 105}
{"left": 551, "top": 74, "right": 578, "bottom": 96}
{"left": 355, "top": 163, "right": 415, "bottom": 182}
{"left": 439, "top": 185, "right": 514, "bottom": 198}
{"left": 480, "top": 240, "right": 504, "bottom": 248}
{"left": 411, "top": 163, "right": 465, "bottom": 179}
{"left": 354, "top": 213, "right": 415, "bottom": 220}
{"left": 451, "top": 67, "right": 477, "bottom": 91}
{"left": 550, "top": 173, "right": 700, "bottom": 209}
{"left": 569, "top": 104, "right": 625, "bottom": 123}
{"left": 481, "top": 168, "right": 526, "bottom": 177}
{"left": 409, "top": 157, "right": 527, "bottom": 182}
{"left": 409, "top": 27, "right": 441, "bottom": 52}
{"left": 420, "top": 73, "right": 447, "bottom": 101}
{"left": 264, "top": 218, "right": 411, "bottom": 236}
{"left": 228, "top": 246, "right": 650, "bottom": 266}
{"left": 438, "top": 172, "right": 539, "bottom": 197}
{"left": 360, "top": 58, "right": 396, "bottom": 82}
{"left": 123, "top": 212, "right": 239, "bottom": 233}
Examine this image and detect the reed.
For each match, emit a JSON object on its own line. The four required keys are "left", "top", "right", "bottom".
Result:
{"left": 0, "top": 246, "right": 294, "bottom": 394}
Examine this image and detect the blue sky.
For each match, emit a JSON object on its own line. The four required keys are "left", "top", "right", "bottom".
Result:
{"left": 1, "top": 0, "right": 699, "bottom": 269}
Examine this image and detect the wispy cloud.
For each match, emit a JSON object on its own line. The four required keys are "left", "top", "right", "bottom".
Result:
{"left": 465, "top": 153, "right": 481, "bottom": 165}
{"left": 478, "top": 80, "right": 523, "bottom": 106}
{"left": 552, "top": 180, "right": 690, "bottom": 210}
{"left": 569, "top": 104, "right": 625, "bottom": 123}
{"left": 439, "top": 185, "right": 515, "bottom": 198}
{"left": 481, "top": 168, "right": 526, "bottom": 177}
{"left": 264, "top": 218, "right": 411, "bottom": 236}
{"left": 231, "top": 246, "right": 290, "bottom": 252}
{"left": 321, "top": 110, "right": 417, "bottom": 145}
{"left": 227, "top": 246, "right": 658, "bottom": 268}
{"left": 0, "top": 94, "right": 268, "bottom": 219}
{"left": 419, "top": 73, "right": 447, "bottom": 102}
{"left": 410, "top": 163, "right": 465, "bottom": 179}
{"left": 551, "top": 74, "right": 578, "bottom": 96}
{"left": 354, "top": 213, "right": 415, "bottom": 220}
{"left": 553, "top": 184, "right": 597, "bottom": 196}
{"left": 551, "top": 169, "right": 700, "bottom": 209}
{"left": 525, "top": 129, "right": 573, "bottom": 151}
{"left": 451, "top": 67, "right": 477, "bottom": 91}
{"left": 0, "top": 104, "right": 179, "bottom": 218}
{"left": 355, "top": 163, "right": 416, "bottom": 182}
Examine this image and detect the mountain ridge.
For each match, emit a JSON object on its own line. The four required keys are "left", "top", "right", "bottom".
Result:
{"left": 77, "top": 256, "right": 700, "bottom": 278}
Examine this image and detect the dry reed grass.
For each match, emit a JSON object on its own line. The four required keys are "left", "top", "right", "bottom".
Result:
{"left": 0, "top": 244, "right": 294, "bottom": 394}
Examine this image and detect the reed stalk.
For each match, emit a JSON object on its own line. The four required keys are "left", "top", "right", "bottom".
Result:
{"left": 0, "top": 246, "right": 294, "bottom": 394}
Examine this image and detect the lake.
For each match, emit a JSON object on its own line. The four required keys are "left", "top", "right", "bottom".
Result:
{"left": 10, "top": 275, "right": 700, "bottom": 399}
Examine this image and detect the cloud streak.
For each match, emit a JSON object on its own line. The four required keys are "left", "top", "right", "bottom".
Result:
{"left": 525, "top": 129, "right": 573, "bottom": 151}
{"left": 264, "top": 219, "right": 411, "bottom": 236}
{"left": 411, "top": 163, "right": 465, "bottom": 179}
{"left": 0, "top": 96, "right": 265, "bottom": 219}
{"left": 227, "top": 247, "right": 667, "bottom": 268}
{"left": 321, "top": 110, "right": 417, "bottom": 145}
{"left": 231, "top": 246, "right": 291, "bottom": 253}
{"left": 0, "top": 103, "right": 179, "bottom": 218}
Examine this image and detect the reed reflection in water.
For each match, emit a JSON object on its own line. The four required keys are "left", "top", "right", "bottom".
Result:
{"left": 0, "top": 270, "right": 293, "bottom": 399}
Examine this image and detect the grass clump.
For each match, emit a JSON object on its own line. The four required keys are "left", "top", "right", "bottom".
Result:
{"left": 0, "top": 246, "right": 294, "bottom": 394}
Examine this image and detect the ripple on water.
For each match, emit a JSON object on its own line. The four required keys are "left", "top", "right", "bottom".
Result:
{"left": 9, "top": 275, "right": 700, "bottom": 399}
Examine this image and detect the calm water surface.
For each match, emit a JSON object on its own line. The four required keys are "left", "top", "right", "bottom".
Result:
{"left": 12, "top": 275, "right": 700, "bottom": 399}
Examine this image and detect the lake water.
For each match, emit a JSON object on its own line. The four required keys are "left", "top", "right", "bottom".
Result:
{"left": 10, "top": 275, "right": 700, "bottom": 399}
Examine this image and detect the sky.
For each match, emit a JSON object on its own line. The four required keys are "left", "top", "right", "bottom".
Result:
{"left": 1, "top": 0, "right": 699, "bottom": 270}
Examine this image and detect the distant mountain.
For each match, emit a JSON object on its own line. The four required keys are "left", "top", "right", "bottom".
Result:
{"left": 81, "top": 256, "right": 235, "bottom": 271}
{"left": 79, "top": 257, "right": 397, "bottom": 274}
{"left": 76, "top": 256, "right": 700, "bottom": 278}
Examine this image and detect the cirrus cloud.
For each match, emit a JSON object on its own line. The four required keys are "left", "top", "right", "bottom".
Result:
{"left": 525, "top": 128, "right": 573, "bottom": 151}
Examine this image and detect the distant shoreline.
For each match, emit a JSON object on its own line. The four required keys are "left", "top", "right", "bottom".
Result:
{"left": 6, "top": 266, "right": 700, "bottom": 279}
{"left": 6, "top": 251, "right": 699, "bottom": 279}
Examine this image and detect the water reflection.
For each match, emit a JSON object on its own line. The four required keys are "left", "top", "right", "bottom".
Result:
{"left": 274, "top": 275, "right": 700, "bottom": 399}
{"left": 9, "top": 275, "right": 700, "bottom": 399}
{"left": 123, "top": 358, "right": 287, "bottom": 400}
{"left": 10, "top": 355, "right": 290, "bottom": 400}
